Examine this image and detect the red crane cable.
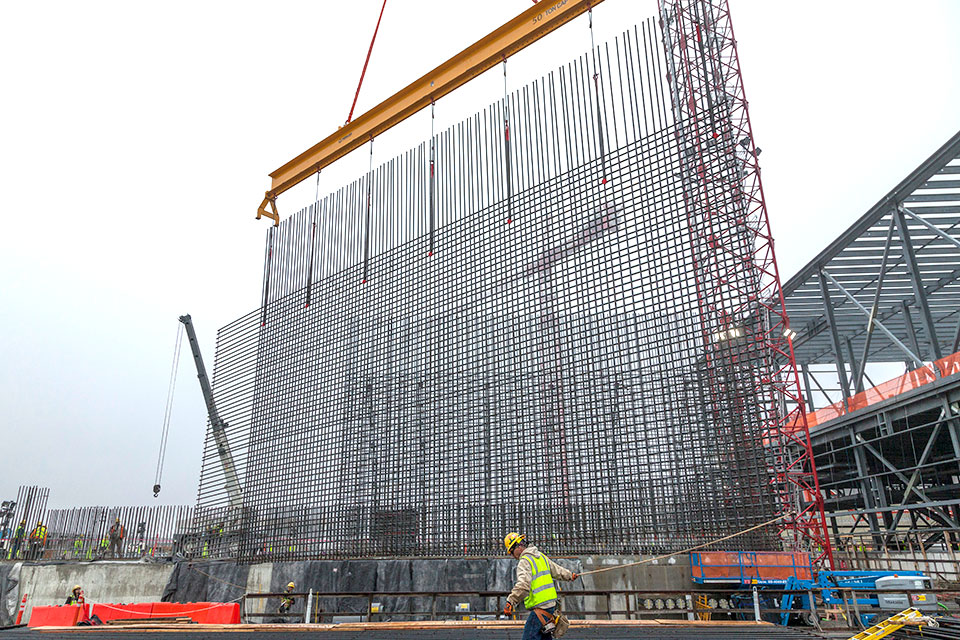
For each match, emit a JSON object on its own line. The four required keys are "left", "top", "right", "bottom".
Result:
{"left": 346, "top": 0, "right": 389, "bottom": 125}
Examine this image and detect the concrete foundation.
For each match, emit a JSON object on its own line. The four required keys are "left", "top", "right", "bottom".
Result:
{"left": 1, "top": 554, "right": 692, "bottom": 625}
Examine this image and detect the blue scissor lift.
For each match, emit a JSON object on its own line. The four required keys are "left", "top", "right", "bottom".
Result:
{"left": 690, "top": 551, "right": 937, "bottom": 626}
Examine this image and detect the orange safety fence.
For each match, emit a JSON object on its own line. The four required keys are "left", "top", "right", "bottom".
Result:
{"left": 28, "top": 602, "right": 241, "bottom": 627}
{"left": 27, "top": 605, "right": 86, "bottom": 627}
{"left": 790, "top": 351, "right": 960, "bottom": 431}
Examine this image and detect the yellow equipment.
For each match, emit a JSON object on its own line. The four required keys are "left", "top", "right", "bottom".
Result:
{"left": 504, "top": 532, "right": 525, "bottom": 553}
{"left": 257, "top": 0, "right": 605, "bottom": 225}
{"left": 845, "top": 608, "right": 936, "bottom": 640}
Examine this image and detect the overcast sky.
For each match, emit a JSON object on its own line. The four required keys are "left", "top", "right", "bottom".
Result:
{"left": 1, "top": 1, "right": 958, "bottom": 509}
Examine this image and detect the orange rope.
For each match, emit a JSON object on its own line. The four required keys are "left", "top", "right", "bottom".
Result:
{"left": 346, "top": 0, "right": 389, "bottom": 124}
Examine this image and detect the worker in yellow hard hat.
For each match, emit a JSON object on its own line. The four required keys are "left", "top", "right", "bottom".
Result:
{"left": 277, "top": 581, "right": 296, "bottom": 621}
{"left": 502, "top": 532, "right": 578, "bottom": 640}
{"left": 65, "top": 585, "right": 85, "bottom": 606}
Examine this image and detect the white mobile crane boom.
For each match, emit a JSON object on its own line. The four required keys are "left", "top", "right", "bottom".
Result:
{"left": 178, "top": 314, "right": 243, "bottom": 509}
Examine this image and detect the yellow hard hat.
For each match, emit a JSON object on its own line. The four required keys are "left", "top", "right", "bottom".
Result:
{"left": 286, "top": 582, "right": 295, "bottom": 589}
{"left": 504, "top": 532, "right": 525, "bottom": 553}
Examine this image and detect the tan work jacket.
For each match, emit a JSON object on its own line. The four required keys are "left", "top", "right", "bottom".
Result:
{"left": 507, "top": 545, "right": 574, "bottom": 609}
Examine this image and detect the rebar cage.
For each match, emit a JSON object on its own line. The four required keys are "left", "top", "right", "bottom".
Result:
{"left": 194, "top": 7, "right": 824, "bottom": 561}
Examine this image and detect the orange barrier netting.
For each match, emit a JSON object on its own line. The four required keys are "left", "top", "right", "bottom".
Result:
{"left": 28, "top": 602, "right": 241, "bottom": 627}
{"left": 792, "top": 351, "right": 960, "bottom": 431}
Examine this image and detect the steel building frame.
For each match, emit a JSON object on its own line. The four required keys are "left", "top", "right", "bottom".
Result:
{"left": 780, "top": 130, "right": 960, "bottom": 563}
{"left": 784, "top": 130, "right": 960, "bottom": 412}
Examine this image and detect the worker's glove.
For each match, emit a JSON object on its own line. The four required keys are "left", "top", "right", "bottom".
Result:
{"left": 503, "top": 601, "right": 514, "bottom": 616}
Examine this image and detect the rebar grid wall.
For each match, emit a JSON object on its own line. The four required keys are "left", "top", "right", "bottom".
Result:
{"left": 196, "top": 14, "right": 798, "bottom": 560}
{"left": 0, "top": 486, "right": 49, "bottom": 560}
{"left": 43, "top": 505, "right": 194, "bottom": 560}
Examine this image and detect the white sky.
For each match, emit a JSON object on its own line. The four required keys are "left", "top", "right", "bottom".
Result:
{"left": 1, "top": 1, "right": 957, "bottom": 509}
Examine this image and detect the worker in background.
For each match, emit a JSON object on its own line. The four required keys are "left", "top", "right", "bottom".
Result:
{"left": 502, "top": 532, "right": 577, "bottom": 640}
{"left": 65, "top": 585, "right": 85, "bottom": 606}
{"left": 28, "top": 521, "right": 47, "bottom": 560}
{"left": 108, "top": 518, "right": 125, "bottom": 558}
{"left": 278, "top": 581, "right": 296, "bottom": 622}
{"left": 8, "top": 520, "right": 26, "bottom": 560}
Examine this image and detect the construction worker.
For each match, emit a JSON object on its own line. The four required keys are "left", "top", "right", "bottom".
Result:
{"left": 8, "top": 520, "right": 26, "bottom": 560}
{"left": 28, "top": 521, "right": 47, "bottom": 560}
{"left": 65, "top": 585, "right": 85, "bottom": 606}
{"left": 108, "top": 518, "right": 125, "bottom": 558}
{"left": 278, "top": 581, "right": 296, "bottom": 622}
{"left": 502, "top": 532, "right": 577, "bottom": 640}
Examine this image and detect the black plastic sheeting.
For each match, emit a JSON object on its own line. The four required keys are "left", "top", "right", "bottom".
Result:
{"left": 161, "top": 561, "right": 249, "bottom": 604}
{"left": 160, "top": 557, "right": 582, "bottom": 622}
{"left": 0, "top": 562, "right": 21, "bottom": 627}
{"left": 276, "top": 557, "right": 582, "bottom": 621}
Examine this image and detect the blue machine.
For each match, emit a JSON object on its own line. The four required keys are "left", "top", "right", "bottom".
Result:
{"left": 779, "top": 570, "right": 934, "bottom": 626}
{"left": 690, "top": 552, "right": 935, "bottom": 626}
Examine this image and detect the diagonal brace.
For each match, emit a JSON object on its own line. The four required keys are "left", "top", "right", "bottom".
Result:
{"left": 900, "top": 205, "right": 960, "bottom": 252}
{"left": 855, "top": 434, "right": 960, "bottom": 529}
{"left": 884, "top": 420, "right": 944, "bottom": 536}
{"left": 821, "top": 270, "right": 924, "bottom": 367}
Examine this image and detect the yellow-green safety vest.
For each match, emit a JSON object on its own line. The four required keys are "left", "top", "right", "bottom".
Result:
{"left": 523, "top": 553, "right": 558, "bottom": 609}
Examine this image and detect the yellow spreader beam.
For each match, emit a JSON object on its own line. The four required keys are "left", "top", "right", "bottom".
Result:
{"left": 257, "top": 0, "right": 605, "bottom": 225}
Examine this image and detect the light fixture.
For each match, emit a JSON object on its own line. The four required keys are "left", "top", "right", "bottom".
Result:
{"left": 713, "top": 326, "right": 745, "bottom": 342}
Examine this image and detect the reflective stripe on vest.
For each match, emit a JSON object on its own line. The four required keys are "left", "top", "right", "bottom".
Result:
{"left": 523, "top": 553, "right": 558, "bottom": 608}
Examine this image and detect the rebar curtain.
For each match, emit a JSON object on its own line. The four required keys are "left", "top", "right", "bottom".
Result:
{"left": 194, "top": 14, "right": 790, "bottom": 561}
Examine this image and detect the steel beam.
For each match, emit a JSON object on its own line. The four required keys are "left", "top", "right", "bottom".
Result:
{"left": 782, "top": 130, "right": 960, "bottom": 295}
{"left": 894, "top": 207, "right": 943, "bottom": 361}
{"left": 818, "top": 269, "right": 851, "bottom": 406}
{"left": 257, "top": 0, "right": 605, "bottom": 223}
{"left": 821, "top": 270, "right": 924, "bottom": 369}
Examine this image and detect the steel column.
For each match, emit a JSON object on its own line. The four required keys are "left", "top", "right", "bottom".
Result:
{"left": 845, "top": 336, "right": 862, "bottom": 394}
{"left": 849, "top": 430, "right": 883, "bottom": 540}
{"left": 801, "top": 364, "right": 816, "bottom": 413}
{"left": 900, "top": 301, "right": 925, "bottom": 370}
{"left": 818, "top": 269, "right": 851, "bottom": 405}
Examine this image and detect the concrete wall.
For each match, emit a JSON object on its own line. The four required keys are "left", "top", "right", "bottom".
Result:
{"left": 14, "top": 561, "right": 174, "bottom": 624}
{"left": 578, "top": 555, "right": 692, "bottom": 619}
{"left": 5, "top": 554, "right": 693, "bottom": 624}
